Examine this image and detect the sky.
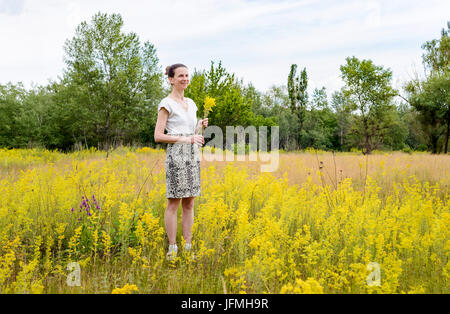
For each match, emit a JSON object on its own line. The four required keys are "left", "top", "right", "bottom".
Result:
{"left": 0, "top": 0, "right": 449, "bottom": 95}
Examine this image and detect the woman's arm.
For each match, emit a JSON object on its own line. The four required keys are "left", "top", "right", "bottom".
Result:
{"left": 154, "top": 108, "right": 192, "bottom": 144}
{"left": 194, "top": 119, "right": 203, "bottom": 135}
{"left": 194, "top": 118, "right": 208, "bottom": 134}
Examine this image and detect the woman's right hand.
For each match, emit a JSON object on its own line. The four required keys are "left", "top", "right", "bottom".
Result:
{"left": 190, "top": 135, "right": 204, "bottom": 145}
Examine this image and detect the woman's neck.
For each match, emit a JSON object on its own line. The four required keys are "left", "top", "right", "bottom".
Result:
{"left": 170, "top": 88, "right": 185, "bottom": 102}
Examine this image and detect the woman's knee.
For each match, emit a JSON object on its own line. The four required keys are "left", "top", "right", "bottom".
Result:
{"left": 167, "top": 198, "right": 181, "bottom": 211}
{"left": 183, "top": 201, "right": 195, "bottom": 213}
{"left": 182, "top": 197, "right": 194, "bottom": 209}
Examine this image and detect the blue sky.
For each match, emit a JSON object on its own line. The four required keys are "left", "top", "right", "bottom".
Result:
{"left": 0, "top": 0, "right": 449, "bottom": 95}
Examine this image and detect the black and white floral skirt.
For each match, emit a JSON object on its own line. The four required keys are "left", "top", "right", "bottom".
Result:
{"left": 165, "top": 133, "right": 201, "bottom": 199}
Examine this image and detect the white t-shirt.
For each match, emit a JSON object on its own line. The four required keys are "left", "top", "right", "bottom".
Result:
{"left": 157, "top": 96, "right": 200, "bottom": 135}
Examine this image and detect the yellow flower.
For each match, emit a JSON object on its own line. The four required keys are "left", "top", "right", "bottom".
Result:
{"left": 203, "top": 96, "right": 216, "bottom": 117}
{"left": 280, "top": 278, "right": 324, "bottom": 294}
{"left": 0, "top": 147, "right": 448, "bottom": 294}
{"left": 111, "top": 284, "right": 139, "bottom": 294}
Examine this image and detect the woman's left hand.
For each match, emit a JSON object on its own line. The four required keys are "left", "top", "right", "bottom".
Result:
{"left": 202, "top": 118, "right": 208, "bottom": 128}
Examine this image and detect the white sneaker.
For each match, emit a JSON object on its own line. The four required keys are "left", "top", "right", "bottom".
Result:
{"left": 166, "top": 244, "right": 177, "bottom": 260}
{"left": 184, "top": 243, "right": 196, "bottom": 259}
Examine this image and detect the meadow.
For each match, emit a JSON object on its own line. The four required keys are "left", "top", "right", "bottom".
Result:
{"left": 0, "top": 147, "right": 448, "bottom": 294}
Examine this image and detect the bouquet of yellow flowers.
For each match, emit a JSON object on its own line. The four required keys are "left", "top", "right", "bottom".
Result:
{"left": 201, "top": 96, "right": 216, "bottom": 135}
{"left": 203, "top": 96, "right": 216, "bottom": 118}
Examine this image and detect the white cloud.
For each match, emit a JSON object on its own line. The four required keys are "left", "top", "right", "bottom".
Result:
{"left": 0, "top": 0, "right": 24, "bottom": 15}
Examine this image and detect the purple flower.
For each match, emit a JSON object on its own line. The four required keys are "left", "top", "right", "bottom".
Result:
{"left": 71, "top": 207, "right": 74, "bottom": 212}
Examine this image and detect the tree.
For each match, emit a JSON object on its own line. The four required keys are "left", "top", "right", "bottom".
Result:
{"left": 378, "top": 103, "right": 409, "bottom": 151}
{"left": 421, "top": 22, "right": 450, "bottom": 77}
{"left": 23, "top": 85, "right": 60, "bottom": 150}
{"left": 298, "top": 87, "right": 338, "bottom": 150}
{"left": 287, "top": 65, "right": 308, "bottom": 149}
{"left": 406, "top": 73, "right": 450, "bottom": 153}
{"left": 277, "top": 110, "right": 299, "bottom": 150}
{"left": 185, "top": 61, "right": 275, "bottom": 150}
{"left": 185, "top": 61, "right": 235, "bottom": 122}
{"left": 405, "top": 22, "right": 449, "bottom": 153}
{"left": 260, "top": 85, "right": 294, "bottom": 150}
{"left": 243, "top": 83, "right": 264, "bottom": 116}
{"left": 0, "top": 83, "right": 27, "bottom": 148}
{"left": 340, "top": 56, "right": 398, "bottom": 154}
{"left": 311, "top": 87, "right": 328, "bottom": 110}
{"left": 331, "top": 91, "right": 352, "bottom": 150}
{"left": 397, "top": 102, "right": 427, "bottom": 151}
{"left": 62, "top": 12, "right": 163, "bottom": 150}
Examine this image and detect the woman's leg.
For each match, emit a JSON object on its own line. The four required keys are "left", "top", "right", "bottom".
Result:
{"left": 181, "top": 197, "right": 195, "bottom": 244}
{"left": 165, "top": 198, "right": 181, "bottom": 245}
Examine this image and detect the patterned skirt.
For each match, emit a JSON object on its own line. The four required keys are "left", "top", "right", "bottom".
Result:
{"left": 165, "top": 133, "right": 201, "bottom": 199}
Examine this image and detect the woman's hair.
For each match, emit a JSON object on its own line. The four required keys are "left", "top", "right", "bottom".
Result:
{"left": 165, "top": 63, "right": 187, "bottom": 78}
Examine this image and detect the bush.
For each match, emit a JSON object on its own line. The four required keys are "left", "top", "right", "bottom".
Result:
{"left": 402, "top": 145, "right": 413, "bottom": 154}
{"left": 416, "top": 144, "right": 428, "bottom": 152}
{"left": 231, "top": 143, "right": 250, "bottom": 155}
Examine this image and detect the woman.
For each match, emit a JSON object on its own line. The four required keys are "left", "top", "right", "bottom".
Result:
{"left": 154, "top": 63, "right": 208, "bottom": 260}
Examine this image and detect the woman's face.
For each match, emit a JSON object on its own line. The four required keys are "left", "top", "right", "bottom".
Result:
{"left": 169, "top": 67, "right": 190, "bottom": 90}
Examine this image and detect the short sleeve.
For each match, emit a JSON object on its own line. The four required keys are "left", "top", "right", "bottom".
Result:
{"left": 157, "top": 99, "right": 172, "bottom": 115}
{"left": 190, "top": 98, "right": 198, "bottom": 113}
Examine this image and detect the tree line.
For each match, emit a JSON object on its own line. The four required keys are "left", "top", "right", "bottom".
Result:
{"left": 0, "top": 13, "right": 448, "bottom": 154}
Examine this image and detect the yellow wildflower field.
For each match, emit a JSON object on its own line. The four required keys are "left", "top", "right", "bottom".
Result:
{"left": 0, "top": 147, "right": 448, "bottom": 294}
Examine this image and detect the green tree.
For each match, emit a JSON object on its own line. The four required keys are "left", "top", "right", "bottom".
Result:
{"left": 277, "top": 110, "right": 299, "bottom": 150}
{"left": 185, "top": 61, "right": 235, "bottom": 123}
{"left": 405, "top": 22, "right": 450, "bottom": 153}
{"left": 23, "top": 85, "right": 59, "bottom": 149}
{"left": 311, "top": 87, "right": 328, "bottom": 110}
{"left": 243, "top": 83, "right": 264, "bottom": 116}
{"left": 378, "top": 103, "right": 409, "bottom": 151}
{"left": 340, "top": 56, "right": 398, "bottom": 154}
{"left": 300, "top": 87, "right": 338, "bottom": 150}
{"left": 259, "top": 85, "right": 294, "bottom": 150}
{"left": 406, "top": 73, "right": 450, "bottom": 153}
{"left": 421, "top": 22, "right": 450, "bottom": 77}
{"left": 331, "top": 91, "right": 352, "bottom": 150}
{"left": 287, "top": 65, "right": 308, "bottom": 149}
{"left": 185, "top": 61, "right": 275, "bottom": 149}
{"left": 0, "top": 83, "right": 26, "bottom": 148}
{"left": 62, "top": 12, "right": 163, "bottom": 150}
